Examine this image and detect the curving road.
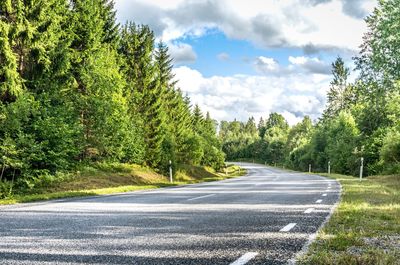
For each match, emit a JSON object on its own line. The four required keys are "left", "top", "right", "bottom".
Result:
{"left": 0, "top": 163, "right": 340, "bottom": 265}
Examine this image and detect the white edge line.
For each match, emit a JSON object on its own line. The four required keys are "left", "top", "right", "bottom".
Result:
{"left": 187, "top": 194, "right": 215, "bottom": 201}
{"left": 230, "top": 252, "right": 258, "bottom": 265}
{"left": 280, "top": 223, "right": 297, "bottom": 232}
{"left": 288, "top": 177, "right": 342, "bottom": 265}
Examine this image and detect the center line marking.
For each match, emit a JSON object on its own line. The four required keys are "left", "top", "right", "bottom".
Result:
{"left": 187, "top": 194, "right": 215, "bottom": 201}
{"left": 280, "top": 223, "right": 297, "bottom": 232}
{"left": 230, "top": 252, "right": 258, "bottom": 265}
{"left": 322, "top": 193, "right": 327, "bottom": 197}
{"left": 316, "top": 199, "right": 323, "bottom": 203}
{"left": 304, "top": 208, "right": 314, "bottom": 214}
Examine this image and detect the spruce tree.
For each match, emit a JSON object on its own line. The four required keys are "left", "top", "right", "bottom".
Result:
{"left": 69, "top": 0, "right": 132, "bottom": 160}
{"left": 120, "top": 23, "right": 165, "bottom": 169}
{"left": 192, "top": 104, "right": 204, "bottom": 134}
{"left": 323, "top": 57, "right": 354, "bottom": 120}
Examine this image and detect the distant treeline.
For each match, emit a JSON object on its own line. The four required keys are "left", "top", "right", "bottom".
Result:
{"left": 0, "top": 0, "right": 224, "bottom": 191}
{"left": 220, "top": 0, "right": 400, "bottom": 176}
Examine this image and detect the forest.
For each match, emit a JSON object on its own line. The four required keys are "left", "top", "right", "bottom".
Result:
{"left": 0, "top": 0, "right": 224, "bottom": 197}
{"left": 220, "top": 0, "right": 400, "bottom": 177}
{"left": 0, "top": 0, "right": 399, "bottom": 200}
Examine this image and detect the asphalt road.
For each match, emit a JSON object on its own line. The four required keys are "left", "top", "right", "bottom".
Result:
{"left": 0, "top": 163, "right": 340, "bottom": 265}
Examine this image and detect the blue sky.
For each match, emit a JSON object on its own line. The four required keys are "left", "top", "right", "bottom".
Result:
{"left": 174, "top": 31, "right": 307, "bottom": 77}
{"left": 115, "top": 0, "right": 376, "bottom": 124}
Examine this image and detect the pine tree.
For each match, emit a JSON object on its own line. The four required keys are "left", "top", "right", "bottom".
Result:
{"left": 0, "top": 0, "right": 81, "bottom": 177}
{"left": 257, "top": 116, "right": 264, "bottom": 136}
{"left": 99, "top": 0, "right": 120, "bottom": 46}
{"left": 245, "top": 117, "right": 258, "bottom": 137}
{"left": 323, "top": 57, "right": 354, "bottom": 120}
{"left": 120, "top": 23, "right": 165, "bottom": 168}
{"left": 69, "top": 0, "right": 132, "bottom": 160}
{"left": 0, "top": 1, "right": 22, "bottom": 103}
{"left": 192, "top": 104, "right": 204, "bottom": 134}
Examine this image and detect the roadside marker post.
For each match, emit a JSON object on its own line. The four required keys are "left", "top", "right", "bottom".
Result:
{"left": 309, "top": 164, "right": 311, "bottom": 173}
{"left": 328, "top": 160, "right": 331, "bottom": 174}
{"left": 169, "top": 160, "right": 173, "bottom": 183}
{"left": 359, "top": 157, "right": 364, "bottom": 181}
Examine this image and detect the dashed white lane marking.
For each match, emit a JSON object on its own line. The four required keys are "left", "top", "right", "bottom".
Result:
{"left": 316, "top": 199, "right": 323, "bottom": 203}
{"left": 304, "top": 208, "right": 314, "bottom": 214}
{"left": 187, "top": 194, "right": 216, "bottom": 201}
{"left": 280, "top": 223, "right": 297, "bottom": 232}
{"left": 322, "top": 193, "right": 327, "bottom": 197}
{"left": 230, "top": 252, "right": 258, "bottom": 265}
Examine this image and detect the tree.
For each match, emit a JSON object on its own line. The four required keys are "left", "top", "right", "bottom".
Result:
{"left": 323, "top": 57, "right": 355, "bottom": 119}
{"left": 0, "top": 0, "right": 225, "bottom": 193}
{"left": 119, "top": 23, "right": 164, "bottom": 168}
{"left": 192, "top": 104, "right": 204, "bottom": 133}
{"left": 356, "top": 0, "right": 400, "bottom": 88}
{"left": 68, "top": 0, "right": 133, "bottom": 160}
{"left": 265, "top": 113, "right": 289, "bottom": 132}
{"left": 245, "top": 117, "right": 258, "bottom": 137}
{"left": 286, "top": 116, "right": 313, "bottom": 158}
{"left": 325, "top": 111, "right": 360, "bottom": 175}
{"left": 354, "top": 0, "right": 400, "bottom": 133}
{"left": 257, "top": 117, "right": 266, "bottom": 139}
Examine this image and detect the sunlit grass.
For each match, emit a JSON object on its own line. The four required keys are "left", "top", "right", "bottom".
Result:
{"left": 298, "top": 173, "right": 400, "bottom": 265}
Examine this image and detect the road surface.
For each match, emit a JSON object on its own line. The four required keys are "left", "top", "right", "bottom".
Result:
{"left": 0, "top": 163, "right": 340, "bottom": 264}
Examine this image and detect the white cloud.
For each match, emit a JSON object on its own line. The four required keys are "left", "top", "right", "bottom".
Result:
{"left": 115, "top": 0, "right": 377, "bottom": 53}
{"left": 288, "top": 56, "right": 331, "bottom": 74}
{"left": 173, "top": 66, "right": 331, "bottom": 125}
{"left": 254, "top": 55, "right": 331, "bottom": 76}
{"left": 254, "top": 57, "right": 279, "bottom": 73}
{"left": 168, "top": 42, "right": 197, "bottom": 64}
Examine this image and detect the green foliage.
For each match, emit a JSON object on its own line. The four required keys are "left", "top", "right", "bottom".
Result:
{"left": 220, "top": 112, "right": 288, "bottom": 165}
{"left": 221, "top": 1, "right": 400, "bottom": 176}
{"left": 380, "top": 128, "right": 400, "bottom": 173}
{"left": 0, "top": 0, "right": 223, "bottom": 195}
{"left": 325, "top": 112, "right": 360, "bottom": 175}
{"left": 323, "top": 57, "right": 356, "bottom": 120}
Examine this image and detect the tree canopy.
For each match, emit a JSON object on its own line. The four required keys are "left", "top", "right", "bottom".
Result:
{"left": 0, "top": 0, "right": 224, "bottom": 197}
{"left": 220, "top": 0, "right": 400, "bottom": 176}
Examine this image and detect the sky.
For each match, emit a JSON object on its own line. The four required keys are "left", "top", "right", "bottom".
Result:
{"left": 114, "top": 0, "right": 377, "bottom": 125}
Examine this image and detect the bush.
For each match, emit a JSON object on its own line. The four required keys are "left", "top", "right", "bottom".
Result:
{"left": 380, "top": 128, "right": 400, "bottom": 173}
{"left": 0, "top": 181, "right": 12, "bottom": 199}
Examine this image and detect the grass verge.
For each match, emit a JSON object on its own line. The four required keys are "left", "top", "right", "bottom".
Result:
{"left": 0, "top": 163, "right": 246, "bottom": 205}
{"left": 298, "top": 173, "right": 400, "bottom": 265}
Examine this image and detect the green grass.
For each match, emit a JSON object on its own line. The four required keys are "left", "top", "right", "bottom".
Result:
{"left": 298, "top": 173, "right": 400, "bottom": 265}
{"left": 0, "top": 163, "right": 246, "bottom": 205}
